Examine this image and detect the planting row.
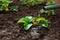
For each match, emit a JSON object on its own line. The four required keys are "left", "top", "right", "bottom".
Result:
{"left": 0, "top": 0, "right": 56, "bottom": 30}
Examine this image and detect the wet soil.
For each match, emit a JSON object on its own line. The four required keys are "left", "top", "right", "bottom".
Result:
{"left": 0, "top": 0, "right": 60, "bottom": 40}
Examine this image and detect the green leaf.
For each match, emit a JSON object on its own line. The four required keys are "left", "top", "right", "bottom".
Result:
{"left": 17, "top": 18, "right": 27, "bottom": 24}
{"left": 10, "top": 6, "right": 19, "bottom": 12}
{"left": 24, "top": 24, "right": 33, "bottom": 30}
{"left": 17, "top": 16, "right": 33, "bottom": 24}
{"left": 25, "top": 16, "right": 33, "bottom": 22}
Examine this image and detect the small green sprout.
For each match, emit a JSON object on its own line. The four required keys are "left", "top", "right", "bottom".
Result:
{"left": 17, "top": 16, "right": 49, "bottom": 30}
{"left": 19, "top": 0, "right": 44, "bottom": 6}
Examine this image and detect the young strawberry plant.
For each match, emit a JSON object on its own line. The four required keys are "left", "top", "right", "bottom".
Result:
{"left": 0, "top": 0, "right": 18, "bottom": 12}
{"left": 0, "top": 0, "right": 12, "bottom": 11}
{"left": 17, "top": 16, "right": 49, "bottom": 30}
{"left": 19, "top": 0, "right": 44, "bottom": 6}
{"left": 17, "top": 16, "right": 33, "bottom": 30}
{"left": 39, "top": 1, "right": 56, "bottom": 15}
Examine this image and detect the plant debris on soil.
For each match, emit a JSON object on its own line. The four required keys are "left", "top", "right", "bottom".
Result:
{"left": 0, "top": 0, "right": 60, "bottom": 40}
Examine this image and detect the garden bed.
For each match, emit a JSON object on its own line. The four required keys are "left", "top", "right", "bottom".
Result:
{"left": 0, "top": 0, "right": 60, "bottom": 40}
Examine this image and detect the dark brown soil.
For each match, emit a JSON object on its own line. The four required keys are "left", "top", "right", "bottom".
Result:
{"left": 0, "top": 0, "right": 60, "bottom": 40}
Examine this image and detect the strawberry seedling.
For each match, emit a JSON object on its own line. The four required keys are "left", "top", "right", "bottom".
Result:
{"left": 0, "top": 0, "right": 18, "bottom": 12}
{"left": 39, "top": 1, "right": 56, "bottom": 15}
{"left": 17, "top": 16, "right": 33, "bottom": 30}
{"left": 17, "top": 16, "right": 49, "bottom": 30}
{"left": 0, "top": 0, "right": 12, "bottom": 11}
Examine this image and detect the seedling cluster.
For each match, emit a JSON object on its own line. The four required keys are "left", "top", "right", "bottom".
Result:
{"left": 0, "top": 0, "right": 56, "bottom": 31}
{"left": 17, "top": 1, "right": 56, "bottom": 30}
{"left": 17, "top": 16, "right": 49, "bottom": 30}
{"left": 19, "top": 0, "right": 44, "bottom": 6}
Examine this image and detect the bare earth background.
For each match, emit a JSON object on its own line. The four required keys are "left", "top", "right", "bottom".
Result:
{"left": 0, "top": 0, "right": 60, "bottom": 40}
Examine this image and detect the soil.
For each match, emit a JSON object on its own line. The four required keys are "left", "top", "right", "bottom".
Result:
{"left": 0, "top": 0, "right": 60, "bottom": 40}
